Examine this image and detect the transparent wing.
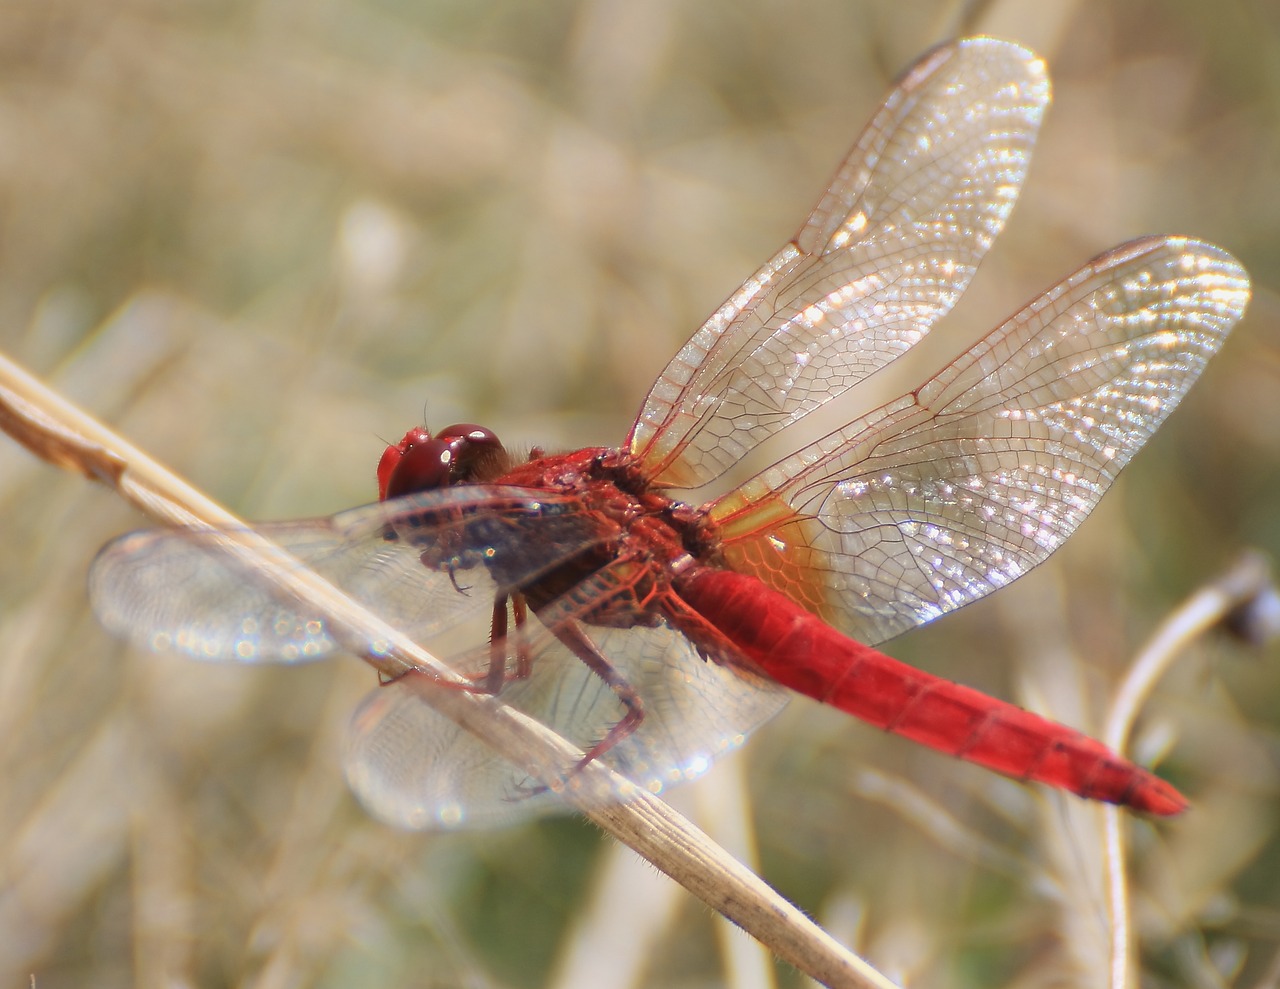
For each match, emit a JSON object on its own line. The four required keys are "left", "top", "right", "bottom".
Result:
{"left": 709, "top": 237, "right": 1250, "bottom": 645}
{"left": 89, "top": 487, "right": 613, "bottom": 664}
{"left": 345, "top": 576, "right": 788, "bottom": 829}
{"left": 94, "top": 486, "right": 789, "bottom": 827}
{"left": 627, "top": 38, "right": 1051, "bottom": 488}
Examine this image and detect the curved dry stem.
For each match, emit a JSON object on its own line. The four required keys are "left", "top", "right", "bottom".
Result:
{"left": 0, "top": 350, "right": 892, "bottom": 989}
{"left": 1103, "top": 552, "right": 1275, "bottom": 989}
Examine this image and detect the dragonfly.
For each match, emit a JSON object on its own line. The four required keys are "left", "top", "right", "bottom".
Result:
{"left": 90, "top": 38, "right": 1249, "bottom": 829}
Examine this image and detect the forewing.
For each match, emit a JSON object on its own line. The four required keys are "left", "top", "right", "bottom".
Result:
{"left": 89, "top": 487, "right": 612, "bottom": 665}
{"left": 628, "top": 38, "right": 1051, "bottom": 488}
{"left": 345, "top": 571, "right": 788, "bottom": 829}
{"left": 709, "top": 238, "right": 1249, "bottom": 645}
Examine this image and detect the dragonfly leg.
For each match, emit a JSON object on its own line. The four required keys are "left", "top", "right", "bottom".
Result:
{"left": 553, "top": 619, "right": 645, "bottom": 770}
{"left": 482, "top": 591, "right": 533, "bottom": 693}
{"left": 374, "top": 592, "right": 530, "bottom": 697}
{"left": 511, "top": 594, "right": 532, "bottom": 678}
{"left": 507, "top": 618, "right": 647, "bottom": 803}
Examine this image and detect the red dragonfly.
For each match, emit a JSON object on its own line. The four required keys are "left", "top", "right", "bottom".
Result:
{"left": 91, "top": 38, "right": 1249, "bottom": 829}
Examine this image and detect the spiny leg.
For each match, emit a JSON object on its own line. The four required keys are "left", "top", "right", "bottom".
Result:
{"left": 484, "top": 591, "right": 532, "bottom": 693}
{"left": 376, "top": 591, "right": 532, "bottom": 696}
{"left": 552, "top": 619, "right": 645, "bottom": 771}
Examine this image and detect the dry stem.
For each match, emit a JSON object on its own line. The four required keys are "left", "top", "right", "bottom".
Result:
{"left": 1102, "top": 552, "right": 1275, "bottom": 989}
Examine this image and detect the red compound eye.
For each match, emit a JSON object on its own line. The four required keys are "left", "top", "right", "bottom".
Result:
{"left": 435, "top": 423, "right": 502, "bottom": 480}
{"left": 382, "top": 438, "right": 453, "bottom": 500}
{"left": 377, "top": 424, "right": 505, "bottom": 501}
{"left": 377, "top": 428, "right": 427, "bottom": 501}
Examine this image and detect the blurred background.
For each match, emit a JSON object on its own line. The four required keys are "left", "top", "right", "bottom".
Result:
{"left": 1, "top": 0, "right": 1278, "bottom": 986}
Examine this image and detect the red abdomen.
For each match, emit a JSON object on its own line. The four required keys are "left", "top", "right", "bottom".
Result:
{"left": 677, "top": 568, "right": 1186, "bottom": 815}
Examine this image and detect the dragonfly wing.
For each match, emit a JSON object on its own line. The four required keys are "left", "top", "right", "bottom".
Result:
{"left": 89, "top": 487, "right": 612, "bottom": 665}
{"left": 628, "top": 38, "right": 1050, "bottom": 488}
{"left": 709, "top": 237, "right": 1250, "bottom": 645}
{"left": 345, "top": 574, "right": 788, "bottom": 829}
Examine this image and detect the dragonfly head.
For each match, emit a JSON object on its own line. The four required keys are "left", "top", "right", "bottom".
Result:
{"left": 377, "top": 423, "right": 506, "bottom": 501}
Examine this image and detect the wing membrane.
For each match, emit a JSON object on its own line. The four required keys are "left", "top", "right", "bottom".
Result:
{"left": 627, "top": 38, "right": 1051, "bottom": 488}
{"left": 345, "top": 570, "right": 787, "bottom": 829}
{"left": 92, "top": 487, "right": 789, "bottom": 827}
{"left": 89, "top": 487, "right": 611, "bottom": 664}
{"left": 709, "top": 237, "right": 1249, "bottom": 645}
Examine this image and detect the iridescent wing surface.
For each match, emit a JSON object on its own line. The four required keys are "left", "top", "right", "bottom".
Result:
{"left": 346, "top": 583, "right": 785, "bottom": 829}
{"left": 90, "top": 487, "right": 612, "bottom": 665}
{"left": 91, "top": 488, "right": 788, "bottom": 827}
{"left": 708, "top": 237, "right": 1249, "bottom": 645}
{"left": 627, "top": 38, "right": 1051, "bottom": 488}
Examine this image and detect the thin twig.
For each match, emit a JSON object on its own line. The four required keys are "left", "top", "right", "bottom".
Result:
{"left": 0, "top": 349, "right": 893, "bottom": 989}
{"left": 1102, "top": 552, "right": 1275, "bottom": 989}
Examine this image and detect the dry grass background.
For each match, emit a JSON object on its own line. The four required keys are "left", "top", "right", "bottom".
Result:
{"left": 1, "top": 0, "right": 1279, "bottom": 986}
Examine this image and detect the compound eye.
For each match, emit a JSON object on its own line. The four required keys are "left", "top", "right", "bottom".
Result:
{"left": 377, "top": 426, "right": 433, "bottom": 501}
{"left": 381, "top": 436, "right": 453, "bottom": 500}
{"left": 436, "top": 423, "right": 500, "bottom": 448}
{"left": 435, "top": 423, "right": 505, "bottom": 483}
